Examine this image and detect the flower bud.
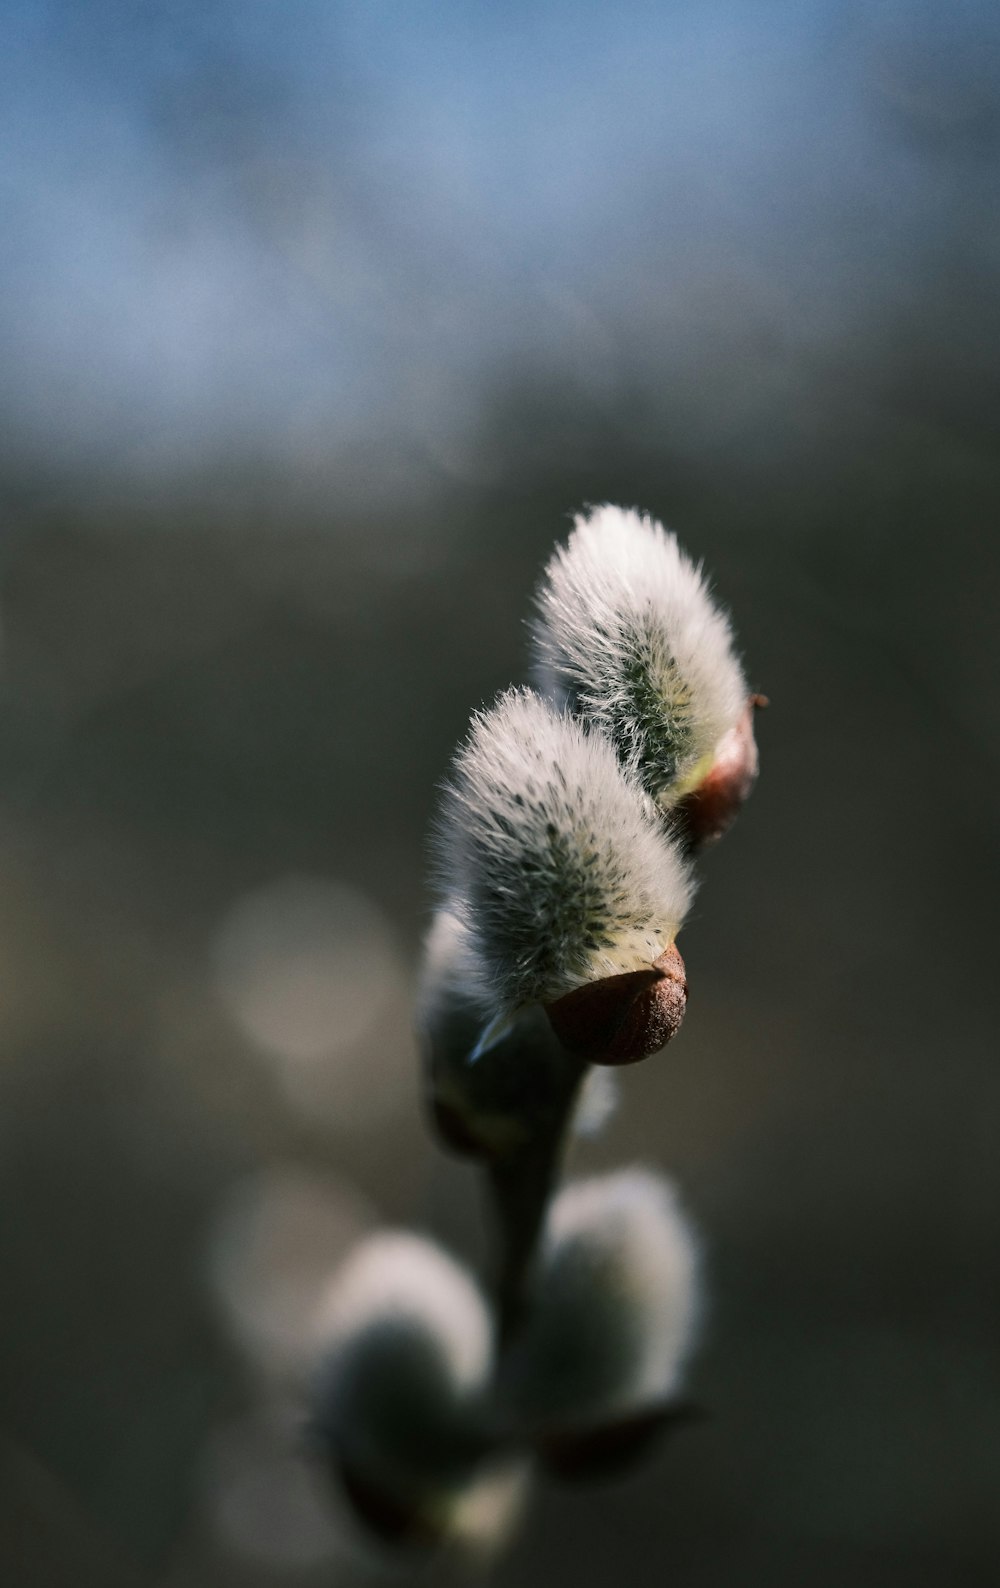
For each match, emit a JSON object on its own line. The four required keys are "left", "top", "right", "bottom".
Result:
{"left": 437, "top": 689, "right": 693, "bottom": 1050}
{"left": 533, "top": 505, "right": 758, "bottom": 841}
{"left": 417, "top": 907, "right": 584, "bottom": 1158}
{"left": 310, "top": 1233, "right": 501, "bottom": 1548}
{"left": 505, "top": 1170, "right": 700, "bottom": 1470}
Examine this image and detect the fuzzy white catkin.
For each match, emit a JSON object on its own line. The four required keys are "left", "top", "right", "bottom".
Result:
{"left": 312, "top": 1233, "right": 495, "bottom": 1499}
{"left": 418, "top": 903, "right": 571, "bottom": 1070}
{"left": 509, "top": 1169, "right": 700, "bottom": 1425}
{"left": 418, "top": 904, "right": 619, "bottom": 1146}
{"left": 533, "top": 505, "right": 747, "bottom": 806}
{"left": 314, "top": 1232, "right": 492, "bottom": 1393}
{"left": 438, "top": 688, "right": 693, "bottom": 1011}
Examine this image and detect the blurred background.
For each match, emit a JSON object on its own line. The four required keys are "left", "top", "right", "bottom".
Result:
{"left": 1, "top": 1, "right": 999, "bottom": 1583}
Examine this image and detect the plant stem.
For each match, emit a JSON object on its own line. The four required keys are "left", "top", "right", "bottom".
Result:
{"left": 486, "top": 1055, "right": 585, "bottom": 1345}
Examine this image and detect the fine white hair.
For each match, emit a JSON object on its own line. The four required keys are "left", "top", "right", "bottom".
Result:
{"left": 543, "top": 1169, "right": 700, "bottom": 1406}
{"left": 313, "top": 1231, "right": 492, "bottom": 1392}
{"left": 509, "top": 1168, "right": 700, "bottom": 1423}
{"left": 311, "top": 1232, "right": 498, "bottom": 1515}
{"left": 533, "top": 505, "right": 746, "bottom": 806}
{"left": 416, "top": 904, "right": 492, "bottom": 1032}
{"left": 438, "top": 689, "right": 693, "bottom": 1010}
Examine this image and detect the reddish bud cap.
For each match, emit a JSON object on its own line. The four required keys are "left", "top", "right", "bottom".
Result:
{"left": 676, "top": 694, "right": 764, "bottom": 848}
{"left": 544, "top": 943, "right": 687, "bottom": 1065}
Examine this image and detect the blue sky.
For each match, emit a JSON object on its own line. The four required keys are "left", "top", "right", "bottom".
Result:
{"left": 2, "top": 1, "right": 997, "bottom": 476}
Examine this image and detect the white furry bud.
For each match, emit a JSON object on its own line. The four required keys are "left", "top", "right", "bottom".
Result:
{"left": 311, "top": 1233, "right": 497, "bottom": 1545}
{"left": 533, "top": 505, "right": 750, "bottom": 820}
{"left": 507, "top": 1169, "right": 700, "bottom": 1433}
{"left": 438, "top": 689, "right": 693, "bottom": 1014}
{"left": 417, "top": 906, "right": 585, "bottom": 1157}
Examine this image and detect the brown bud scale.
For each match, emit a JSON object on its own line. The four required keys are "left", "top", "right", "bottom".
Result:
{"left": 676, "top": 694, "right": 763, "bottom": 848}
{"left": 544, "top": 942, "right": 687, "bottom": 1065}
